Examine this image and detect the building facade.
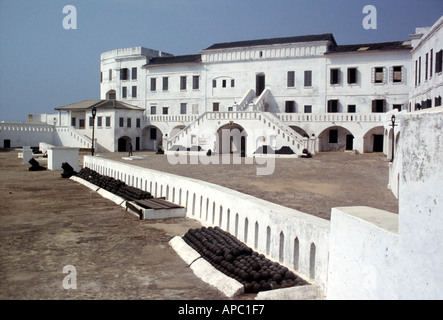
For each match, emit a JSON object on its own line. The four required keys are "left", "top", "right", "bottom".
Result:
{"left": 100, "top": 33, "right": 413, "bottom": 156}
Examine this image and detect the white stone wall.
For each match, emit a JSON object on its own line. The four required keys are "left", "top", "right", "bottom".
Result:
{"left": 83, "top": 155, "right": 331, "bottom": 291}
{"left": 0, "top": 122, "right": 55, "bottom": 148}
{"left": 409, "top": 16, "right": 443, "bottom": 110}
{"left": 327, "top": 107, "right": 443, "bottom": 300}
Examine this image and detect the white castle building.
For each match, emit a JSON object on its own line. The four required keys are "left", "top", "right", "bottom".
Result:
{"left": 96, "top": 33, "right": 413, "bottom": 156}
{"left": 3, "top": 18, "right": 441, "bottom": 156}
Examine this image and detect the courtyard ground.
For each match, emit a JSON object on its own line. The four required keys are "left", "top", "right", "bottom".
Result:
{"left": 100, "top": 151, "right": 399, "bottom": 220}
{"left": 0, "top": 149, "right": 398, "bottom": 300}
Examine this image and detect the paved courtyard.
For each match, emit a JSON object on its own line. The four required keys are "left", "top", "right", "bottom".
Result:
{"left": 0, "top": 148, "right": 398, "bottom": 300}
{"left": 100, "top": 151, "right": 399, "bottom": 220}
{"left": 0, "top": 150, "right": 227, "bottom": 300}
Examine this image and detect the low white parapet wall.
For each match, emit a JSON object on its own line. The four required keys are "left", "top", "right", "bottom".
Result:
{"left": 83, "top": 155, "right": 331, "bottom": 291}
{"left": 47, "top": 147, "right": 80, "bottom": 171}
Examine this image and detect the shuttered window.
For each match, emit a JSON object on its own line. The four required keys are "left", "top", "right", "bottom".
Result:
{"left": 304, "top": 70, "right": 312, "bottom": 87}
{"left": 287, "top": 71, "right": 295, "bottom": 87}
{"left": 330, "top": 68, "right": 339, "bottom": 85}
{"left": 347, "top": 68, "right": 357, "bottom": 84}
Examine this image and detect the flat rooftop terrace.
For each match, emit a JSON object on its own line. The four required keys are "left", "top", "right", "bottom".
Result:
{"left": 0, "top": 150, "right": 227, "bottom": 300}
{"left": 99, "top": 151, "right": 399, "bottom": 220}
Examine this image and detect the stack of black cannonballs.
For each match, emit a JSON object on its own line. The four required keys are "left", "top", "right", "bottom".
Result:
{"left": 77, "top": 167, "right": 152, "bottom": 201}
{"left": 183, "top": 226, "right": 307, "bottom": 294}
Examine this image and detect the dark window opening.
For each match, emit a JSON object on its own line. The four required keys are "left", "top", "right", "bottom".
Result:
{"left": 285, "top": 101, "right": 296, "bottom": 113}
{"left": 329, "top": 129, "right": 338, "bottom": 144}
{"left": 374, "top": 67, "right": 384, "bottom": 83}
{"left": 213, "top": 103, "right": 220, "bottom": 112}
{"left": 120, "top": 68, "right": 129, "bottom": 81}
{"left": 372, "top": 99, "right": 386, "bottom": 113}
{"left": 328, "top": 100, "right": 339, "bottom": 113}
{"left": 347, "top": 105, "right": 356, "bottom": 113}
{"left": 330, "top": 68, "right": 339, "bottom": 85}
{"left": 393, "top": 66, "right": 402, "bottom": 83}
{"left": 304, "top": 70, "right": 312, "bottom": 87}
{"left": 287, "top": 71, "right": 295, "bottom": 87}
{"left": 304, "top": 105, "right": 312, "bottom": 113}
{"left": 150, "top": 128, "right": 157, "bottom": 140}
{"left": 347, "top": 68, "right": 357, "bottom": 84}
{"left": 132, "top": 67, "right": 137, "bottom": 80}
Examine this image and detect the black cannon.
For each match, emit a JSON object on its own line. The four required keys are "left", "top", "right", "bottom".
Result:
{"left": 60, "top": 162, "right": 77, "bottom": 178}
{"left": 28, "top": 158, "right": 46, "bottom": 171}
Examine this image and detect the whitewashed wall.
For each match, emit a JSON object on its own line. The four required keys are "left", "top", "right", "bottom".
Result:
{"left": 83, "top": 155, "right": 331, "bottom": 291}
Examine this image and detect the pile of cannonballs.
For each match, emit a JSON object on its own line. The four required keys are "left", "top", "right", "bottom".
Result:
{"left": 183, "top": 226, "right": 308, "bottom": 294}
{"left": 77, "top": 167, "right": 153, "bottom": 201}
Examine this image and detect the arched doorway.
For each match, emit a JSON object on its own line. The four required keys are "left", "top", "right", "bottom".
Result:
{"left": 142, "top": 126, "right": 163, "bottom": 151}
{"left": 318, "top": 126, "right": 354, "bottom": 152}
{"left": 117, "top": 136, "right": 132, "bottom": 152}
{"left": 363, "top": 126, "right": 384, "bottom": 153}
{"left": 216, "top": 123, "right": 247, "bottom": 155}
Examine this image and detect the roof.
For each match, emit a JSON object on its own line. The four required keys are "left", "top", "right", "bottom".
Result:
{"left": 55, "top": 100, "right": 144, "bottom": 111}
{"left": 203, "top": 33, "right": 337, "bottom": 50}
{"left": 326, "top": 40, "right": 412, "bottom": 54}
{"left": 144, "top": 54, "right": 202, "bottom": 66}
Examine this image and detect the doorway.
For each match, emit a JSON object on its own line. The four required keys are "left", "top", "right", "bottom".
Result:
{"left": 3, "top": 139, "right": 11, "bottom": 149}
{"left": 346, "top": 135, "right": 354, "bottom": 150}
{"left": 373, "top": 134, "right": 384, "bottom": 152}
{"left": 256, "top": 74, "right": 265, "bottom": 96}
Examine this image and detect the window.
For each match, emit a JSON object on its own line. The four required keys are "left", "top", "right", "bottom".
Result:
{"left": 285, "top": 101, "right": 296, "bottom": 113}
{"left": 212, "top": 80, "right": 217, "bottom": 88}
{"left": 392, "top": 66, "right": 403, "bottom": 83}
{"left": 119, "top": 117, "right": 124, "bottom": 127}
{"left": 127, "top": 118, "right": 131, "bottom": 128}
{"left": 162, "top": 107, "right": 169, "bottom": 115}
{"left": 436, "top": 50, "right": 443, "bottom": 74}
{"left": 132, "top": 86, "right": 137, "bottom": 98}
{"left": 122, "top": 86, "right": 127, "bottom": 98}
{"left": 180, "top": 76, "right": 187, "bottom": 90}
{"left": 151, "top": 78, "right": 157, "bottom": 91}
{"left": 136, "top": 118, "right": 140, "bottom": 128}
{"left": 109, "top": 69, "right": 112, "bottom": 81}
{"left": 327, "top": 100, "right": 339, "bottom": 113}
{"left": 106, "top": 116, "right": 111, "bottom": 127}
{"left": 71, "top": 117, "right": 76, "bottom": 127}
{"left": 89, "top": 117, "right": 94, "bottom": 127}
{"left": 150, "top": 106, "right": 157, "bottom": 115}
{"left": 418, "top": 57, "right": 421, "bottom": 85}
{"left": 435, "top": 96, "right": 442, "bottom": 107}
{"left": 415, "top": 60, "right": 418, "bottom": 86}
{"left": 231, "top": 79, "right": 235, "bottom": 87}
{"left": 100, "top": 72, "right": 102, "bottom": 83}
{"left": 120, "top": 68, "right": 129, "bottom": 80}
{"left": 430, "top": 49, "right": 433, "bottom": 78}
{"left": 150, "top": 128, "right": 157, "bottom": 140}
{"left": 132, "top": 67, "right": 137, "bottom": 80}
{"left": 393, "top": 104, "right": 402, "bottom": 112}
{"left": 287, "top": 71, "right": 295, "bottom": 87}
{"left": 347, "top": 105, "right": 356, "bottom": 113}
{"left": 372, "top": 99, "right": 386, "bottom": 113}
{"left": 180, "top": 103, "right": 187, "bottom": 114}
{"left": 222, "top": 79, "right": 227, "bottom": 88}
{"left": 193, "top": 76, "right": 199, "bottom": 90}
{"left": 347, "top": 68, "right": 357, "bottom": 84}
{"left": 373, "top": 67, "right": 384, "bottom": 83}
{"left": 163, "top": 77, "right": 169, "bottom": 91}
{"left": 329, "top": 129, "right": 338, "bottom": 144}
{"left": 192, "top": 104, "right": 199, "bottom": 114}
{"left": 304, "top": 105, "right": 312, "bottom": 113}
{"left": 304, "top": 70, "right": 312, "bottom": 87}
{"left": 107, "top": 90, "right": 116, "bottom": 100}
{"left": 425, "top": 53, "right": 429, "bottom": 80}
{"left": 97, "top": 116, "right": 102, "bottom": 127}
{"left": 330, "top": 68, "right": 339, "bottom": 85}
{"left": 79, "top": 119, "right": 85, "bottom": 129}
{"left": 213, "top": 103, "right": 219, "bottom": 112}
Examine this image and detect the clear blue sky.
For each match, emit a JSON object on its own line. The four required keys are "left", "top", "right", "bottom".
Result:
{"left": 0, "top": 0, "right": 442, "bottom": 121}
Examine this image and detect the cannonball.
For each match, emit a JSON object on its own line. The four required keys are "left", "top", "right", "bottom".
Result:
{"left": 261, "top": 283, "right": 271, "bottom": 291}
{"left": 272, "top": 273, "right": 282, "bottom": 282}
{"left": 285, "top": 271, "right": 296, "bottom": 280}
{"left": 252, "top": 283, "right": 261, "bottom": 293}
